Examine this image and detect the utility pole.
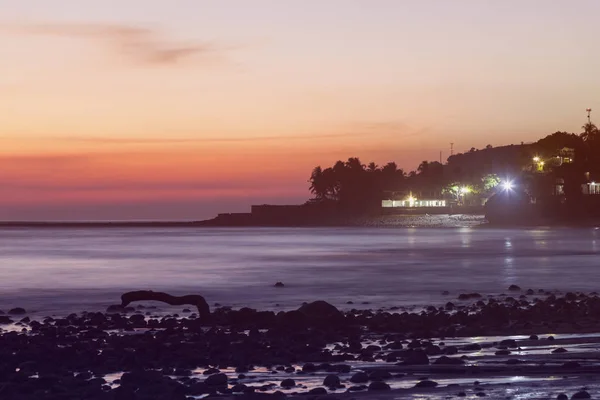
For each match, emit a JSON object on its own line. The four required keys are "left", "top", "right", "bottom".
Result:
{"left": 439, "top": 151, "right": 442, "bottom": 163}
{"left": 587, "top": 108, "right": 593, "bottom": 124}
{"left": 450, "top": 143, "right": 454, "bottom": 156}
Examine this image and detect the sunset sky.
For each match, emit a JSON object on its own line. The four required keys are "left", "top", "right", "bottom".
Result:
{"left": 1, "top": 1, "right": 599, "bottom": 220}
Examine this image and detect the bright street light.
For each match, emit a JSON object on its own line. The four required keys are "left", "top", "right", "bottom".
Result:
{"left": 502, "top": 181, "right": 513, "bottom": 191}
{"left": 533, "top": 156, "right": 540, "bottom": 162}
{"left": 460, "top": 187, "right": 470, "bottom": 194}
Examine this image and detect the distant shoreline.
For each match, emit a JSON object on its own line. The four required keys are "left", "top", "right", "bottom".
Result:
{"left": 1, "top": 213, "right": 599, "bottom": 228}
{"left": 0, "top": 214, "right": 482, "bottom": 228}
{"left": 0, "top": 215, "right": 482, "bottom": 228}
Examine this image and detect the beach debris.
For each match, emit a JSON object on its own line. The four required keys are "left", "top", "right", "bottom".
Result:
{"left": 120, "top": 290, "right": 210, "bottom": 319}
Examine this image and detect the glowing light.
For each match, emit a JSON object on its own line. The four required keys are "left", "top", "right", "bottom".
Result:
{"left": 502, "top": 181, "right": 513, "bottom": 191}
{"left": 539, "top": 161, "right": 545, "bottom": 166}
{"left": 460, "top": 187, "right": 470, "bottom": 194}
{"left": 533, "top": 156, "right": 540, "bottom": 162}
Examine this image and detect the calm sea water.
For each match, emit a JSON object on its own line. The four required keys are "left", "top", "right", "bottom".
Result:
{"left": 1, "top": 227, "right": 600, "bottom": 316}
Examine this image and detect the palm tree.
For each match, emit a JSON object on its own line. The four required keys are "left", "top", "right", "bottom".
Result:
{"left": 581, "top": 122, "right": 599, "bottom": 142}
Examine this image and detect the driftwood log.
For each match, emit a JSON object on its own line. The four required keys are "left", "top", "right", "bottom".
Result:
{"left": 120, "top": 290, "right": 210, "bottom": 319}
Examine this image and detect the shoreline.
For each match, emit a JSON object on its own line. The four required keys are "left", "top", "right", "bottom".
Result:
{"left": 2, "top": 213, "right": 600, "bottom": 228}
{"left": 3, "top": 289, "right": 600, "bottom": 399}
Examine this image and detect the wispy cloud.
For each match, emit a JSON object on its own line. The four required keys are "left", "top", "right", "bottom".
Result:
{"left": 2, "top": 22, "right": 221, "bottom": 66}
{"left": 2, "top": 131, "right": 404, "bottom": 145}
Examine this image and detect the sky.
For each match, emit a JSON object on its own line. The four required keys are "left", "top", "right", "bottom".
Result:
{"left": 1, "top": 0, "right": 599, "bottom": 221}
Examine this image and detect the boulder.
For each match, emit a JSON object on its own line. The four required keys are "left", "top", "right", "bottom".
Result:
{"left": 350, "top": 372, "right": 369, "bottom": 383}
{"left": 297, "top": 301, "right": 343, "bottom": 320}
{"left": 205, "top": 373, "right": 228, "bottom": 386}
{"left": 280, "top": 378, "right": 295, "bottom": 388}
{"left": 368, "top": 370, "right": 392, "bottom": 381}
{"left": 415, "top": 379, "right": 438, "bottom": 388}
{"left": 8, "top": 307, "right": 26, "bottom": 315}
{"left": 434, "top": 356, "right": 464, "bottom": 365}
{"left": 400, "top": 350, "right": 429, "bottom": 365}
{"left": 571, "top": 391, "right": 591, "bottom": 399}
{"left": 368, "top": 381, "right": 390, "bottom": 391}
{"left": 308, "top": 387, "right": 327, "bottom": 395}
{"left": 323, "top": 374, "right": 340, "bottom": 388}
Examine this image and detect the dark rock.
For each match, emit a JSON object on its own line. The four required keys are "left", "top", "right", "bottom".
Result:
{"left": 368, "top": 381, "right": 391, "bottom": 391}
{"left": 435, "top": 356, "right": 464, "bottom": 365}
{"left": 350, "top": 372, "right": 369, "bottom": 383}
{"left": 508, "top": 285, "right": 521, "bottom": 291}
{"left": 368, "top": 370, "right": 392, "bottom": 381}
{"left": 458, "top": 392, "right": 467, "bottom": 397}
{"left": 308, "top": 387, "right": 328, "bottom": 395}
{"left": 401, "top": 350, "right": 429, "bottom": 365}
{"left": 476, "top": 392, "right": 487, "bottom": 397}
{"left": 529, "top": 335, "right": 539, "bottom": 340}
{"left": 274, "top": 282, "right": 285, "bottom": 288}
{"left": 557, "top": 394, "right": 568, "bottom": 400}
{"left": 231, "top": 384, "right": 247, "bottom": 393}
{"left": 106, "top": 304, "right": 125, "bottom": 313}
{"left": 205, "top": 373, "right": 228, "bottom": 386}
{"left": 280, "top": 379, "right": 295, "bottom": 388}
{"left": 302, "top": 363, "right": 316, "bottom": 372}
{"left": 552, "top": 347, "right": 568, "bottom": 354}
{"left": 506, "top": 359, "right": 521, "bottom": 365}
{"left": 0, "top": 316, "right": 13, "bottom": 324}
{"left": 348, "top": 385, "right": 367, "bottom": 392}
{"left": 415, "top": 379, "right": 438, "bottom": 388}
{"left": 571, "top": 391, "right": 591, "bottom": 399}
{"left": 547, "top": 336, "right": 555, "bottom": 341}
{"left": 203, "top": 368, "right": 220, "bottom": 375}
{"left": 458, "top": 293, "right": 482, "bottom": 300}
{"left": 463, "top": 343, "right": 482, "bottom": 351}
{"left": 297, "top": 301, "right": 343, "bottom": 320}
{"left": 495, "top": 350, "right": 511, "bottom": 356}
{"left": 8, "top": 307, "right": 26, "bottom": 315}
{"left": 323, "top": 374, "right": 340, "bottom": 388}
{"left": 499, "top": 339, "right": 517, "bottom": 348}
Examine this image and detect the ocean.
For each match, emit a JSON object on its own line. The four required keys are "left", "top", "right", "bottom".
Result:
{"left": 1, "top": 226, "right": 599, "bottom": 316}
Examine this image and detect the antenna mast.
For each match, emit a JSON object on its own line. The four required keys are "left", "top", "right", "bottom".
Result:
{"left": 587, "top": 108, "right": 593, "bottom": 124}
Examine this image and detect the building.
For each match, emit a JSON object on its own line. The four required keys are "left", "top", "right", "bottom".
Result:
{"left": 582, "top": 182, "right": 600, "bottom": 195}
{"left": 382, "top": 199, "right": 447, "bottom": 208}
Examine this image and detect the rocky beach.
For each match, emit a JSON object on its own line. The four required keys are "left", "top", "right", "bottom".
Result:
{"left": 3, "top": 287, "right": 600, "bottom": 400}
